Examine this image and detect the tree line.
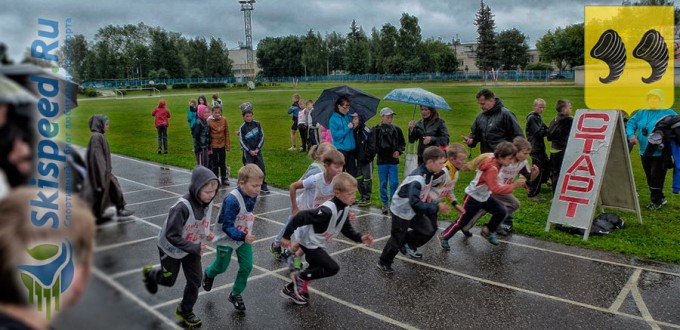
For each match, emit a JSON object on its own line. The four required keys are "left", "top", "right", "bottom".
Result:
{"left": 59, "top": 23, "right": 233, "bottom": 83}
{"left": 52, "top": 0, "right": 676, "bottom": 83}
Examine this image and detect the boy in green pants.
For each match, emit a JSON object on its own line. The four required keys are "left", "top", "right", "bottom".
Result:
{"left": 203, "top": 164, "right": 263, "bottom": 312}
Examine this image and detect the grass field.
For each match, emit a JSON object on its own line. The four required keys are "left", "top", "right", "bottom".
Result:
{"left": 65, "top": 82, "right": 680, "bottom": 264}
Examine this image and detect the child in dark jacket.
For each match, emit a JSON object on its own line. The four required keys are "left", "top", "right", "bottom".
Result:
{"left": 208, "top": 105, "right": 231, "bottom": 186}
{"left": 142, "top": 166, "right": 218, "bottom": 327}
{"left": 238, "top": 102, "right": 270, "bottom": 194}
{"left": 152, "top": 100, "right": 171, "bottom": 154}
{"left": 279, "top": 173, "right": 374, "bottom": 305}
{"left": 525, "top": 98, "right": 550, "bottom": 200}
{"left": 378, "top": 147, "right": 452, "bottom": 273}
{"left": 192, "top": 106, "right": 211, "bottom": 167}
{"left": 351, "top": 113, "right": 375, "bottom": 206}
{"left": 370, "top": 107, "right": 406, "bottom": 214}
{"left": 547, "top": 99, "right": 573, "bottom": 195}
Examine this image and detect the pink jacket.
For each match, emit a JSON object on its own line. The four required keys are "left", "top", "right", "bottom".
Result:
{"left": 320, "top": 124, "right": 332, "bottom": 143}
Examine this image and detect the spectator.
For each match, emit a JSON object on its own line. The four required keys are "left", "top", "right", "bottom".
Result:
{"left": 464, "top": 89, "right": 524, "bottom": 153}
{"left": 408, "top": 106, "right": 449, "bottom": 165}
{"left": 329, "top": 96, "right": 357, "bottom": 176}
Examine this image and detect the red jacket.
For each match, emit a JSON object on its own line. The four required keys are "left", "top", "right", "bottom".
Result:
{"left": 152, "top": 100, "right": 171, "bottom": 128}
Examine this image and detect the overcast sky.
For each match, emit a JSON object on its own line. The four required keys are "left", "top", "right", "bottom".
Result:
{"left": 2, "top": 0, "right": 623, "bottom": 62}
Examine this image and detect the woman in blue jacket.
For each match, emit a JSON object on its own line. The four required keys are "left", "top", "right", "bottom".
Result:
{"left": 329, "top": 96, "right": 357, "bottom": 176}
{"left": 626, "top": 89, "right": 677, "bottom": 210}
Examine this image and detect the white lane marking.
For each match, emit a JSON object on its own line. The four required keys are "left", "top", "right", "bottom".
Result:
{"left": 609, "top": 269, "right": 641, "bottom": 312}
{"left": 95, "top": 237, "right": 157, "bottom": 253}
{"left": 630, "top": 272, "right": 662, "bottom": 330}
{"left": 92, "top": 268, "right": 183, "bottom": 330}
{"left": 127, "top": 196, "right": 180, "bottom": 207}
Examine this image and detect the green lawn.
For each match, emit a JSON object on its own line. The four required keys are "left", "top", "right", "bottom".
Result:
{"left": 65, "top": 82, "right": 680, "bottom": 264}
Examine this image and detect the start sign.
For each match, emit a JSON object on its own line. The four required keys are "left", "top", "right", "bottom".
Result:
{"left": 546, "top": 110, "right": 642, "bottom": 240}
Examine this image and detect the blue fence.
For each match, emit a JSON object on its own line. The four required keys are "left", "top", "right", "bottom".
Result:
{"left": 82, "top": 70, "right": 574, "bottom": 89}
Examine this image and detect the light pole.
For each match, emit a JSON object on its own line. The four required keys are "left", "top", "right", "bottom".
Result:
{"left": 239, "top": 0, "right": 256, "bottom": 81}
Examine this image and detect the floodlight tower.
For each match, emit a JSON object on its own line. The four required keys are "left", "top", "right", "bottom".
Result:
{"left": 239, "top": 0, "right": 255, "bottom": 80}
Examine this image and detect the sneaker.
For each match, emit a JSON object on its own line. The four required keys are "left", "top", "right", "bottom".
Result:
{"left": 404, "top": 243, "right": 423, "bottom": 259}
{"left": 461, "top": 229, "right": 473, "bottom": 238}
{"left": 202, "top": 271, "right": 214, "bottom": 292}
{"left": 288, "top": 146, "right": 297, "bottom": 151}
{"left": 157, "top": 150, "right": 161, "bottom": 154}
{"left": 646, "top": 198, "right": 667, "bottom": 210}
{"left": 528, "top": 195, "right": 546, "bottom": 202}
{"left": 357, "top": 199, "right": 371, "bottom": 207}
{"left": 381, "top": 205, "right": 389, "bottom": 215}
{"left": 270, "top": 242, "right": 282, "bottom": 260}
{"left": 221, "top": 178, "right": 230, "bottom": 186}
{"left": 495, "top": 227, "right": 509, "bottom": 236}
{"left": 260, "top": 188, "right": 271, "bottom": 195}
{"left": 174, "top": 305, "right": 202, "bottom": 327}
{"left": 480, "top": 229, "right": 499, "bottom": 245}
{"left": 228, "top": 293, "right": 246, "bottom": 312}
{"left": 376, "top": 261, "right": 394, "bottom": 274}
{"left": 116, "top": 208, "right": 135, "bottom": 217}
{"left": 280, "top": 286, "right": 308, "bottom": 305}
{"left": 279, "top": 249, "right": 292, "bottom": 261}
{"left": 142, "top": 265, "right": 157, "bottom": 294}
{"left": 292, "top": 272, "right": 309, "bottom": 301}
{"left": 439, "top": 235, "right": 450, "bottom": 251}
{"left": 164, "top": 150, "right": 168, "bottom": 154}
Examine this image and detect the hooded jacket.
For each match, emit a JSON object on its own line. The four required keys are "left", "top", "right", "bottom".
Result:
{"left": 408, "top": 116, "right": 449, "bottom": 157}
{"left": 152, "top": 100, "right": 171, "bottom": 128}
{"left": 464, "top": 156, "right": 515, "bottom": 202}
{"left": 547, "top": 113, "right": 573, "bottom": 151}
{"left": 330, "top": 110, "right": 356, "bottom": 152}
{"left": 162, "top": 166, "right": 219, "bottom": 256}
{"left": 187, "top": 103, "right": 198, "bottom": 129}
{"left": 469, "top": 98, "right": 524, "bottom": 153}
{"left": 86, "top": 115, "right": 111, "bottom": 192}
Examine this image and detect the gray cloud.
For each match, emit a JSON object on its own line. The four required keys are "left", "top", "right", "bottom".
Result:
{"left": 2, "top": 0, "right": 622, "bottom": 62}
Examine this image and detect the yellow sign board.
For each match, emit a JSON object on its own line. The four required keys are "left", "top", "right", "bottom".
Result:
{"left": 585, "top": 6, "right": 674, "bottom": 114}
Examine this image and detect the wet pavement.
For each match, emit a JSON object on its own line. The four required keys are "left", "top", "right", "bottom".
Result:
{"left": 53, "top": 153, "right": 680, "bottom": 329}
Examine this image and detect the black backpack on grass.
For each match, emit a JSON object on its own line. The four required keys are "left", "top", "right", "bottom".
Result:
{"left": 555, "top": 213, "right": 624, "bottom": 236}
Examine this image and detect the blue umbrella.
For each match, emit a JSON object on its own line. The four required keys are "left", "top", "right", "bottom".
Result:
{"left": 313, "top": 85, "right": 380, "bottom": 128}
{"left": 383, "top": 88, "right": 452, "bottom": 110}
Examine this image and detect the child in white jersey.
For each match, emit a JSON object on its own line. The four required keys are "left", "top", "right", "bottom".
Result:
{"left": 281, "top": 149, "right": 345, "bottom": 270}
{"left": 270, "top": 143, "right": 337, "bottom": 260}
{"left": 142, "top": 166, "right": 219, "bottom": 327}
{"left": 439, "top": 142, "right": 527, "bottom": 248}
{"left": 458, "top": 137, "right": 537, "bottom": 238}
{"left": 202, "top": 164, "right": 263, "bottom": 313}
{"left": 279, "top": 173, "right": 374, "bottom": 305}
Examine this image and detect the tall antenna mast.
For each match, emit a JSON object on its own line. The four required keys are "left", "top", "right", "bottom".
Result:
{"left": 239, "top": 0, "right": 255, "bottom": 80}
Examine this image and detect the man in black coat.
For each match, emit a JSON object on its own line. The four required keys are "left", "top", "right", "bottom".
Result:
{"left": 464, "top": 89, "right": 524, "bottom": 153}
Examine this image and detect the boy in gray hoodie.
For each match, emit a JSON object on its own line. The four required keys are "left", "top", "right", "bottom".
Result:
{"left": 141, "top": 166, "right": 219, "bottom": 327}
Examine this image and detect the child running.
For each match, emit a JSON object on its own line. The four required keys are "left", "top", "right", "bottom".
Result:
{"left": 142, "top": 165, "right": 218, "bottom": 327}
{"left": 202, "top": 164, "right": 264, "bottom": 313}
{"left": 274, "top": 148, "right": 345, "bottom": 271}
{"left": 279, "top": 172, "right": 374, "bottom": 305}
{"left": 438, "top": 142, "right": 526, "bottom": 248}
{"left": 458, "top": 137, "right": 537, "bottom": 238}
{"left": 377, "top": 147, "right": 451, "bottom": 273}
{"left": 269, "top": 143, "right": 337, "bottom": 260}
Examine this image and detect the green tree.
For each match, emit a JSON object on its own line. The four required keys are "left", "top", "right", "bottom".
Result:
{"left": 186, "top": 37, "right": 209, "bottom": 78}
{"left": 206, "top": 37, "right": 233, "bottom": 77}
{"left": 497, "top": 28, "right": 529, "bottom": 70}
{"left": 302, "top": 29, "right": 327, "bottom": 76}
{"left": 397, "top": 13, "right": 422, "bottom": 73}
{"left": 536, "top": 23, "right": 584, "bottom": 70}
{"left": 325, "top": 32, "right": 346, "bottom": 74}
{"left": 344, "top": 21, "right": 369, "bottom": 74}
{"left": 421, "top": 38, "right": 458, "bottom": 73}
{"left": 474, "top": 0, "right": 499, "bottom": 71}
{"left": 368, "top": 27, "right": 381, "bottom": 74}
{"left": 58, "top": 34, "right": 88, "bottom": 83}
{"left": 378, "top": 23, "right": 398, "bottom": 73}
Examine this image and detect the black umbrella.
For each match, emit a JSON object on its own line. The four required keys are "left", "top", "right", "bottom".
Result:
{"left": 313, "top": 85, "right": 380, "bottom": 128}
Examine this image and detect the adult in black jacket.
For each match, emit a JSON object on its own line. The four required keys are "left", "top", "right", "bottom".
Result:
{"left": 408, "top": 106, "right": 449, "bottom": 165}
{"left": 465, "top": 89, "right": 524, "bottom": 153}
